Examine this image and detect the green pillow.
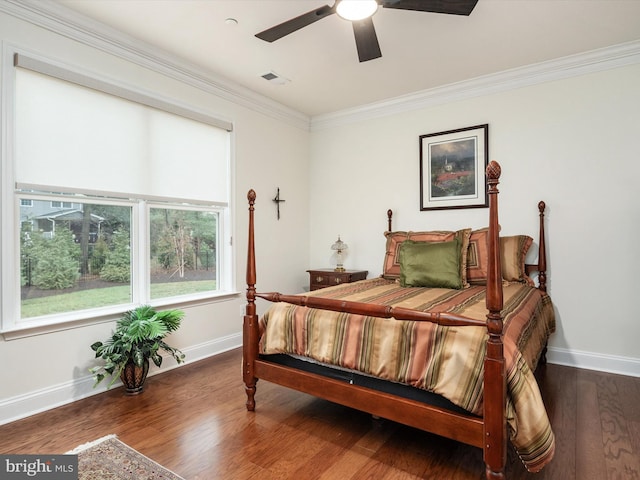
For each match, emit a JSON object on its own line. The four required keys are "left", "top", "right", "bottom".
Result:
{"left": 398, "top": 238, "right": 463, "bottom": 289}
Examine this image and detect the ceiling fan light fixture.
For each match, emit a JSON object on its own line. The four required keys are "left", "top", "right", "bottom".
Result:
{"left": 336, "top": 0, "right": 378, "bottom": 21}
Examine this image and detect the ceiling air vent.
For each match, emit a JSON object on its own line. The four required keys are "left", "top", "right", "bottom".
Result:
{"left": 261, "top": 71, "right": 290, "bottom": 85}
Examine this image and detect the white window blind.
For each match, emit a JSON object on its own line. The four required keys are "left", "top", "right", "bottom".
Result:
{"left": 2, "top": 51, "right": 235, "bottom": 336}
{"left": 14, "top": 55, "right": 231, "bottom": 205}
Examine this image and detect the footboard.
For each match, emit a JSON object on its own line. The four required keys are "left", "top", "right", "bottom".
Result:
{"left": 244, "top": 161, "right": 508, "bottom": 480}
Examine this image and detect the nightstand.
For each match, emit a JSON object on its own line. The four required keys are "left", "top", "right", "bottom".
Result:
{"left": 307, "top": 269, "right": 368, "bottom": 291}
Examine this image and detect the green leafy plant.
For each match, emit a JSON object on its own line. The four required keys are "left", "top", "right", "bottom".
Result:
{"left": 90, "top": 305, "right": 185, "bottom": 388}
{"left": 100, "top": 229, "right": 131, "bottom": 283}
{"left": 30, "top": 227, "right": 81, "bottom": 290}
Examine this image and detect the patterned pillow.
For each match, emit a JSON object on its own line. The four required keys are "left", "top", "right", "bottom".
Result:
{"left": 467, "top": 228, "right": 490, "bottom": 285}
{"left": 466, "top": 230, "right": 534, "bottom": 286}
{"left": 382, "top": 231, "right": 410, "bottom": 279}
{"left": 500, "top": 235, "right": 534, "bottom": 285}
{"left": 383, "top": 228, "right": 471, "bottom": 287}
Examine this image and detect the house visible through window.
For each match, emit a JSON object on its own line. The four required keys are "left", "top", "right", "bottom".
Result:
{"left": 20, "top": 197, "right": 133, "bottom": 318}
{"left": 3, "top": 50, "right": 233, "bottom": 332}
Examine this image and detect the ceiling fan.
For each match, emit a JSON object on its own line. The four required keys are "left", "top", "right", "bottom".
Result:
{"left": 255, "top": 0, "right": 479, "bottom": 63}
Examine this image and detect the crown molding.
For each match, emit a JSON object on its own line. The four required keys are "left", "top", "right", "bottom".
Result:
{"left": 0, "top": 0, "right": 311, "bottom": 131}
{"left": 310, "top": 40, "right": 640, "bottom": 131}
{"left": 2, "top": 1, "right": 639, "bottom": 134}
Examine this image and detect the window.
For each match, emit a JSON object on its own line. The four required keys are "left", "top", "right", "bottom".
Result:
{"left": 51, "top": 201, "right": 73, "bottom": 209}
{"left": 20, "top": 196, "right": 133, "bottom": 319}
{"left": 2, "top": 50, "right": 234, "bottom": 334}
{"left": 148, "top": 206, "right": 218, "bottom": 300}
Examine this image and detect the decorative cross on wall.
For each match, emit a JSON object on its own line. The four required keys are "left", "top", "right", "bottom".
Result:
{"left": 272, "top": 187, "right": 286, "bottom": 220}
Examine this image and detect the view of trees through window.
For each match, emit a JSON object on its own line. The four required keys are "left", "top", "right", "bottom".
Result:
{"left": 149, "top": 207, "right": 217, "bottom": 300}
{"left": 20, "top": 198, "right": 217, "bottom": 319}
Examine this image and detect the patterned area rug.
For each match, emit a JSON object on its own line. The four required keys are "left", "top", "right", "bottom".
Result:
{"left": 67, "top": 435, "right": 184, "bottom": 480}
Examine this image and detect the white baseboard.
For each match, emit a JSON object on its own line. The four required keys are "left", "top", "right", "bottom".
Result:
{"left": 547, "top": 346, "right": 640, "bottom": 378}
{"left": 0, "top": 333, "right": 241, "bottom": 426}
{"left": 2, "top": 338, "right": 636, "bottom": 426}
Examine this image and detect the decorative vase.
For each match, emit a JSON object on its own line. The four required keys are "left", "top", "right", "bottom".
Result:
{"left": 120, "top": 359, "right": 149, "bottom": 395}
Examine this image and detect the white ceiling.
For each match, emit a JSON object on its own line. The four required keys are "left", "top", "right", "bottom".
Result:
{"left": 54, "top": 0, "right": 640, "bottom": 117}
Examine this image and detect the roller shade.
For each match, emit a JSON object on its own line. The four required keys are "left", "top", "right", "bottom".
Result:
{"left": 14, "top": 56, "right": 230, "bottom": 205}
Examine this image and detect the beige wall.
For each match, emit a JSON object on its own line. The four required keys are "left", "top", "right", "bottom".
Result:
{"left": 309, "top": 63, "right": 640, "bottom": 375}
{"left": 0, "top": 9, "right": 310, "bottom": 423}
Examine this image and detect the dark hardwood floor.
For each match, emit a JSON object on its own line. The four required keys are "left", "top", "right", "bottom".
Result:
{"left": 0, "top": 348, "right": 638, "bottom": 479}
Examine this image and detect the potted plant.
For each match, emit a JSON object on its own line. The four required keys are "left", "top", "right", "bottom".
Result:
{"left": 90, "top": 305, "right": 185, "bottom": 395}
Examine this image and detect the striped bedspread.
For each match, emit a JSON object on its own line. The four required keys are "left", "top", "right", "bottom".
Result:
{"left": 259, "top": 277, "right": 556, "bottom": 472}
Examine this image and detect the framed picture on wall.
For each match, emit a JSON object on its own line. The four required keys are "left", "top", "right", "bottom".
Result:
{"left": 419, "top": 124, "right": 489, "bottom": 211}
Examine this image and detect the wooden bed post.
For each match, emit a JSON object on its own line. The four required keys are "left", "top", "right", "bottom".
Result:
{"left": 243, "top": 189, "right": 258, "bottom": 411}
{"left": 483, "top": 161, "right": 507, "bottom": 480}
{"left": 537, "top": 201, "right": 547, "bottom": 293}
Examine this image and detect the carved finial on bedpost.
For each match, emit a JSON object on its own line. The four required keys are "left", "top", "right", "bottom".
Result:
{"left": 387, "top": 209, "right": 393, "bottom": 232}
{"left": 484, "top": 161, "right": 506, "bottom": 480}
{"left": 486, "top": 160, "right": 501, "bottom": 183}
{"left": 244, "top": 189, "right": 258, "bottom": 412}
{"left": 537, "top": 201, "right": 547, "bottom": 293}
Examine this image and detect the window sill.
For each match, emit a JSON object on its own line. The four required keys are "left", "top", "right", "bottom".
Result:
{"left": 1, "top": 290, "right": 241, "bottom": 341}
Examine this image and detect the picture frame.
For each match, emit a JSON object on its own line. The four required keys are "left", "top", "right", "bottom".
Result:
{"left": 419, "top": 124, "right": 489, "bottom": 211}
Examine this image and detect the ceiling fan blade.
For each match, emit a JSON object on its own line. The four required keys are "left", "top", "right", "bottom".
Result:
{"left": 256, "top": 4, "right": 336, "bottom": 42}
{"left": 381, "top": 0, "right": 479, "bottom": 16}
{"left": 352, "top": 17, "right": 382, "bottom": 63}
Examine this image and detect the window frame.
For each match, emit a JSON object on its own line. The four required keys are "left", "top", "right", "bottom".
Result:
{"left": 1, "top": 47, "right": 236, "bottom": 339}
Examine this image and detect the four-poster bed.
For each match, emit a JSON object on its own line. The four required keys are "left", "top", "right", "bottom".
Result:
{"left": 243, "top": 161, "right": 555, "bottom": 479}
